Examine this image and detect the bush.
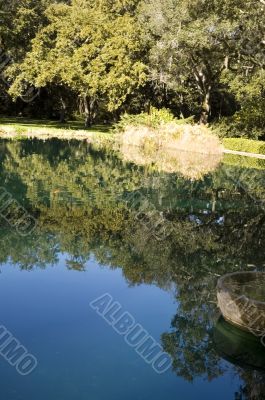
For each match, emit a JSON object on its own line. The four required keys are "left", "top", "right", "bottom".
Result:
{"left": 212, "top": 113, "right": 265, "bottom": 140}
{"left": 114, "top": 107, "right": 194, "bottom": 133}
{"left": 223, "top": 138, "right": 265, "bottom": 155}
{"left": 217, "top": 70, "right": 265, "bottom": 140}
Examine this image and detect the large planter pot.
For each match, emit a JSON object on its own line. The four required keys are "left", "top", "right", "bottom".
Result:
{"left": 217, "top": 271, "right": 265, "bottom": 336}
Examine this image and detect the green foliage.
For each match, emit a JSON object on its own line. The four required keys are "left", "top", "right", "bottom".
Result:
{"left": 0, "top": 138, "right": 264, "bottom": 272}
{"left": 223, "top": 138, "right": 265, "bottom": 155}
{"left": 114, "top": 107, "right": 176, "bottom": 131}
{"left": 139, "top": 0, "right": 250, "bottom": 123}
{"left": 114, "top": 107, "right": 195, "bottom": 133}
{"left": 0, "top": 139, "right": 264, "bottom": 394}
{"left": 7, "top": 0, "right": 147, "bottom": 124}
{"left": 0, "top": 0, "right": 265, "bottom": 137}
{"left": 218, "top": 70, "right": 265, "bottom": 139}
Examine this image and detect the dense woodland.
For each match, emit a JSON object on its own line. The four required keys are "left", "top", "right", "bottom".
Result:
{"left": 0, "top": 0, "right": 265, "bottom": 138}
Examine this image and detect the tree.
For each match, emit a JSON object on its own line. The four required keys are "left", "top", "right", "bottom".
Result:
{"left": 139, "top": 0, "right": 265, "bottom": 124}
{"left": 8, "top": 0, "right": 147, "bottom": 125}
{"left": 219, "top": 0, "right": 265, "bottom": 138}
{"left": 0, "top": 0, "right": 59, "bottom": 113}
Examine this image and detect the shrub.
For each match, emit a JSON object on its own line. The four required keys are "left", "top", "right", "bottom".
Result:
{"left": 213, "top": 110, "right": 265, "bottom": 140}
{"left": 114, "top": 107, "right": 194, "bottom": 133}
{"left": 217, "top": 70, "right": 265, "bottom": 140}
{"left": 223, "top": 138, "right": 265, "bottom": 155}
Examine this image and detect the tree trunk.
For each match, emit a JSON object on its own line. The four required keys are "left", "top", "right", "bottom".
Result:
{"left": 59, "top": 95, "right": 67, "bottom": 123}
{"left": 83, "top": 95, "right": 96, "bottom": 128}
{"left": 200, "top": 88, "right": 211, "bottom": 125}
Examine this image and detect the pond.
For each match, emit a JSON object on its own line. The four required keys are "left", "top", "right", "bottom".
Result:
{"left": 0, "top": 138, "right": 264, "bottom": 399}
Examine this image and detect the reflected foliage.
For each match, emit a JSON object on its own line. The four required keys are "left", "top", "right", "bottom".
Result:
{"left": 0, "top": 139, "right": 264, "bottom": 397}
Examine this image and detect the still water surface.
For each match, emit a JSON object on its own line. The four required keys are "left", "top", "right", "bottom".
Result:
{"left": 0, "top": 139, "right": 264, "bottom": 399}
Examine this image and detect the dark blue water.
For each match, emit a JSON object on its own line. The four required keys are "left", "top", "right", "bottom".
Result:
{"left": 0, "top": 139, "right": 264, "bottom": 399}
{"left": 0, "top": 260, "right": 237, "bottom": 400}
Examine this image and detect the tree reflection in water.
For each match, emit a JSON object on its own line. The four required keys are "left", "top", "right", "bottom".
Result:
{"left": 0, "top": 139, "right": 264, "bottom": 398}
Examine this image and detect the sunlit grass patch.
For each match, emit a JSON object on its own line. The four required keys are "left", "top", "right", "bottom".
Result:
{"left": 0, "top": 117, "right": 112, "bottom": 142}
{"left": 223, "top": 138, "right": 265, "bottom": 155}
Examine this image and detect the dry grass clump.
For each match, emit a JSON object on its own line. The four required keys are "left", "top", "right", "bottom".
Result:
{"left": 165, "top": 123, "right": 223, "bottom": 155}
{"left": 119, "top": 123, "right": 223, "bottom": 155}
{"left": 120, "top": 126, "right": 157, "bottom": 147}
{"left": 119, "top": 123, "right": 223, "bottom": 179}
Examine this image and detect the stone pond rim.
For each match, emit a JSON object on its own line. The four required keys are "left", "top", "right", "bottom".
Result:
{"left": 217, "top": 271, "right": 265, "bottom": 335}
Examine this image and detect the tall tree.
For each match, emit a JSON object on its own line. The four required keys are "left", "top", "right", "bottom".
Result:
{"left": 8, "top": 0, "right": 147, "bottom": 125}
{"left": 0, "top": 0, "right": 60, "bottom": 111}
{"left": 220, "top": 0, "right": 265, "bottom": 138}
{"left": 139, "top": 0, "right": 265, "bottom": 124}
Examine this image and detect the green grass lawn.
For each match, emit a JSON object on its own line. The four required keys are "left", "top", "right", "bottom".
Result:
{"left": 0, "top": 117, "right": 113, "bottom": 141}
{"left": 223, "top": 137, "right": 265, "bottom": 155}
{"left": 0, "top": 116, "right": 111, "bottom": 132}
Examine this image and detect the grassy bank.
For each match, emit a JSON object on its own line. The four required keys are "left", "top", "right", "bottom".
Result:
{"left": 223, "top": 138, "right": 265, "bottom": 155}
{"left": 1, "top": 117, "right": 265, "bottom": 164}
{"left": 0, "top": 117, "right": 113, "bottom": 143}
{"left": 223, "top": 153, "right": 265, "bottom": 169}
